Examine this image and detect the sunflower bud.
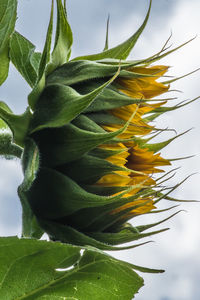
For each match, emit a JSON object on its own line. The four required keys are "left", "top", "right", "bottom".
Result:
{"left": 11, "top": 0, "right": 193, "bottom": 250}
{"left": 19, "top": 54, "right": 177, "bottom": 250}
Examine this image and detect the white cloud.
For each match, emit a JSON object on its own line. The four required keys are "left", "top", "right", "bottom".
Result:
{"left": 0, "top": 159, "right": 22, "bottom": 236}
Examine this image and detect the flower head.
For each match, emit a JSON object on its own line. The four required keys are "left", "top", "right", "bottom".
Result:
{"left": 22, "top": 54, "right": 177, "bottom": 250}
{"left": 10, "top": 0, "right": 193, "bottom": 250}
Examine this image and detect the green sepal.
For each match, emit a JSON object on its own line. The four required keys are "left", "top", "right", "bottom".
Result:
{"left": 148, "top": 205, "right": 179, "bottom": 214}
{"left": 157, "top": 192, "right": 198, "bottom": 203}
{"left": 74, "top": 80, "right": 144, "bottom": 113}
{"left": 135, "top": 211, "right": 181, "bottom": 233}
{"left": 142, "top": 129, "right": 191, "bottom": 153}
{"left": 143, "top": 37, "right": 196, "bottom": 66}
{"left": 72, "top": 114, "right": 105, "bottom": 133}
{"left": 9, "top": 31, "right": 41, "bottom": 87}
{"left": 26, "top": 167, "right": 141, "bottom": 219}
{"left": 0, "top": 0, "right": 17, "bottom": 85}
{"left": 99, "top": 188, "right": 161, "bottom": 231}
{"left": 60, "top": 188, "right": 155, "bottom": 232}
{"left": 84, "top": 197, "right": 155, "bottom": 232}
{"left": 103, "top": 15, "right": 110, "bottom": 51}
{"left": 47, "top": 0, "right": 73, "bottom": 73}
{"left": 39, "top": 219, "right": 151, "bottom": 251}
{"left": 86, "top": 112, "right": 124, "bottom": 125}
{"left": 162, "top": 68, "right": 200, "bottom": 85}
{"left": 154, "top": 175, "right": 194, "bottom": 206}
{"left": 96, "top": 58, "right": 140, "bottom": 65}
{"left": 47, "top": 60, "right": 119, "bottom": 85}
{"left": 143, "top": 112, "right": 162, "bottom": 122}
{"left": 82, "top": 184, "right": 128, "bottom": 196}
{"left": 18, "top": 138, "right": 43, "bottom": 238}
{"left": 89, "top": 227, "right": 169, "bottom": 246}
{"left": 89, "top": 146, "right": 127, "bottom": 159}
{"left": 31, "top": 119, "right": 128, "bottom": 166}
{"left": 72, "top": 0, "right": 152, "bottom": 61}
{"left": 56, "top": 154, "right": 129, "bottom": 184}
{"left": 145, "top": 97, "right": 200, "bottom": 122}
{"left": 0, "top": 102, "right": 32, "bottom": 147}
{"left": 28, "top": 0, "right": 54, "bottom": 110}
{"left": 85, "top": 94, "right": 143, "bottom": 113}
{"left": 30, "top": 70, "right": 119, "bottom": 133}
{"left": 46, "top": 59, "right": 149, "bottom": 86}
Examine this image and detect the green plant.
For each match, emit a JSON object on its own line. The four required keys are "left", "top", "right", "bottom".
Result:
{"left": 0, "top": 0, "right": 197, "bottom": 299}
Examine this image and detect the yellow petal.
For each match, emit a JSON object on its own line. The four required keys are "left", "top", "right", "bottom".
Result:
{"left": 126, "top": 144, "right": 171, "bottom": 173}
{"left": 96, "top": 173, "right": 131, "bottom": 187}
{"left": 115, "top": 65, "right": 169, "bottom": 100}
{"left": 111, "top": 197, "right": 156, "bottom": 216}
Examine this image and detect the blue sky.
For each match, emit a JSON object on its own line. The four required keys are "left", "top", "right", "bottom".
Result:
{"left": 0, "top": 0, "right": 200, "bottom": 299}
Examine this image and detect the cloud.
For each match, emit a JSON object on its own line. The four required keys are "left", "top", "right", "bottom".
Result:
{"left": 0, "top": 159, "right": 22, "bottom": 236}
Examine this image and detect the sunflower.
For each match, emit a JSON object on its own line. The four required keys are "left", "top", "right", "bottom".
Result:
{"left": 0, "top": 0, "right": 191, "bottom": 250}
{"left": 19, "top": 55, "right": 176, "bottom": 250}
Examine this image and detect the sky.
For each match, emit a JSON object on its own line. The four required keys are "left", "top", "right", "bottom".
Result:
{"left": 0, "top": 0, "right": 200, "bottom": 299}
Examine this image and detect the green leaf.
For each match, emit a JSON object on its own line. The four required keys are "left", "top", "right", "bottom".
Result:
{"left": 72, "top": 0, "right": 152, "bottom": 61}
{"left": 0, "top": 104, "right": 22, "bottom": 158}
{"left": 47, "top": 0, "right": 73, "bottom": 73}
{"left": 118, "top": 260, "right": 164, "bottom": 274}
{"left": 28, "top": 0, "right": 54, "bottom": 110}
{"left": 9, "top": 31, "right": 41, "bottom": 87}
{"left": 37, "top": 0, "right": 54, "bottom": 82}
{"left": 0, "top": 47, "right": 10, "bottom": 86}
{"left": 0, "top": 237, "right": 143, "bottom": 299}
{"left": 0, "top": 0, "right": 17, "bottom": 85}
{"left": 0, "top": 103, "right": 32, "bottom": 147}
{"left": 0, "top": 0, "right": 17, "bottom": 50}
{"left": 0, "top": 131, "right": 22, "bottom": 158}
